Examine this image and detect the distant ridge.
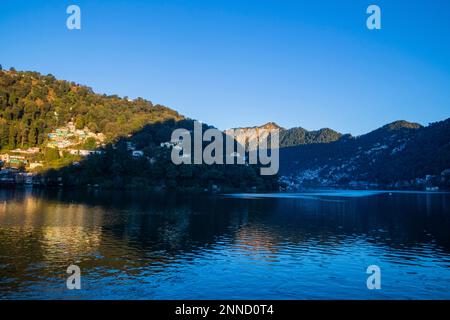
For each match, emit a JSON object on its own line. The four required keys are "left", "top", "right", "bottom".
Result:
{"left": 227, "top": 120, "right": 425, "bottom": 149}
{"left": 280, "top": 118, "right": 450, "bottom": 190}
{"left": 229, "top": 122, "right": 284, "bottom": 131}
{"left": 226, "top": 123, "right": 342, "bottom": 148}
{"left": 382, "top": 120, "right": 422, "bottom": 131}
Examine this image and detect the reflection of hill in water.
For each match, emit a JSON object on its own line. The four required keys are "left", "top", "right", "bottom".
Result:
{"left": 1, "top": 189, "right": 450, "bottom": 290}
{"left": 1, "top": 189, "right": 450, "bottom": 299}
{"left": 2, "top": 189, "right": 450, "bottom": 252}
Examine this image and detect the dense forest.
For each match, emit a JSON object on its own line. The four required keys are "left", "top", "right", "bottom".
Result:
{"left": 2, "top": 67, "right": 448, "bottom": 191}
{"left": 49, "top": 119, "right": 279, "bottom": 191}
{"left": 0, "top": 67, "right": 182, "bottom": 150}
{"left": 0, "top": 68, "right": 278, "bottom": 192}
{"left": 280, "top": 119, "right": 450, "bottom": 190}
{"left": 279, "top": 127, "right": 342, "bottom": 147}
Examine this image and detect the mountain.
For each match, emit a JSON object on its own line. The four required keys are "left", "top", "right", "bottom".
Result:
{"left": 224, "top": 122, "right": 283, "bottom": 150}
{"left": 280, "top": 127, "right": 342, "bottom": 147}
{"left": 0, "top": 68, "right": 278, "bottom": 192}
{"left": 225, "top": 122, "right": 342, "bottom": 149}
{"left": 279, "top": 119, "right": 450, "bottom": 190}
{"left": 2, "top": 68, "right": 449, "bottom": 192}
{"left": 0, "top": 68, "right": 182, "bottom": 151}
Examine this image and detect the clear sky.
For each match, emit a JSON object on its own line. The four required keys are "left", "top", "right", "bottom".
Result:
{"left": 0, "top": 0, "right": 449, "bottom": 135}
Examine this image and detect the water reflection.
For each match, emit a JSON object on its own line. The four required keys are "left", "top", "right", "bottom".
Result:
{"left": 0, "top": 189, "right": 449, "bottom": 299}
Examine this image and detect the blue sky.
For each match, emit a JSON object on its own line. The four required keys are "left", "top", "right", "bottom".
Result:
{"left": 0, "top": 0, "right": 449, "bottom": 135}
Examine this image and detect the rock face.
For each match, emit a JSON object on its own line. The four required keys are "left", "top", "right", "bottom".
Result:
{"left": 225, "top": 122, "right": 342, "bottom": 149}
{"left": 224, "top": 122, "right": 284, "bottom": 150}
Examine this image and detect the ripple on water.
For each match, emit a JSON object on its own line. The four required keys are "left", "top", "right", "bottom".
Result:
{"left": 1, "top": 190, "right": 450, "bottom": 299}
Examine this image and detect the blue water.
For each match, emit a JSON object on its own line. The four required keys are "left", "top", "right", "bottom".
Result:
{"left": 0, "top": 189, "right": 449, "bottom": 299}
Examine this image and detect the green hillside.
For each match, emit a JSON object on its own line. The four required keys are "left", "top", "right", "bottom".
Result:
{"left": 0, "top": 68, "right": 182, "bottom": 151}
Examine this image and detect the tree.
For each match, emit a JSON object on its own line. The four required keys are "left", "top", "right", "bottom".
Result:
{"left": 44, "top": 148, "right": 60, "bottom": 161}
{"left": 83, "top": 137, "right": 97, "bottom": 150}
{"left": 8, "top": 125, "right": 17, "bottom": 149}
{"left": 28, "top": 124, "right": 38, "bottom": 147}
{"left": 75, "top": 116, "right": 85, "bottom": 130}
{"left": 87, "top": 122, "right": 99, "bottom": 133}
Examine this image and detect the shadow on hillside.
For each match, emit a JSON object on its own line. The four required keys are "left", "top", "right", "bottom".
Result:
{"left": 35, "top": 118, "right": 279, "bottom": 192}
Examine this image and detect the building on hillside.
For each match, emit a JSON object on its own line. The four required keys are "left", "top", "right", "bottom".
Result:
{"left": 11, "top": 147, "right": 40, "bottom": 154}
{"left": 0, "top": 154, "right": 10, "bottom": 163}
{"left": 126, "top": 142, "right": 136, "bottom": 151}
{"left": 160, "top": 142, "right": 175, "bottom": 148}
{"left": 29, "top": 162, "right": 44, "bottom": 170}
{"left": 9, "top": 155, "right": 27, "bottom": 167}
{"left": 132, "top": 150, "right": 144, "bottom": 158}
{"left": 68, "top": 149, "right": 104, "bottom": 156}
{"left": 47, "top": 122, "right": 105, "bottom": 150}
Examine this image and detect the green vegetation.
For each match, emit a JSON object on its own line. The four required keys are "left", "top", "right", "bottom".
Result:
{"left": 0, "top": 69, "right": 182, "bottom": 151}
{"left": 280, "top": 119, "right": 450, "bottom": 190}
{"left": 83, "top": 137, "right": 97, "bottom": 150}
{"left": 279, "top": 127, "right": 342, "bottom": 147}
{"left": 0, "top": 68, "right": 278, "bottom": 192}
{"left": 44, "top": 120, "right": 278, "bottom": 192}
{"left": 43, "top": 119, "right": 279, "bottom": 191}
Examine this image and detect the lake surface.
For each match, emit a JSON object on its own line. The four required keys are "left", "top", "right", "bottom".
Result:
{"left": 0, "top": 189, "right": 449, "bottom": 299}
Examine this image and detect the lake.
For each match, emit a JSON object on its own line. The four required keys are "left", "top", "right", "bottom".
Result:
{"left": 0, "top": 189, "right": 449, "bottom": 299}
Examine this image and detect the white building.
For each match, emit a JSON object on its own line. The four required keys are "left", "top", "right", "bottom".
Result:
{"left": 132, "top": 150, "right": 144, "bottom": 158}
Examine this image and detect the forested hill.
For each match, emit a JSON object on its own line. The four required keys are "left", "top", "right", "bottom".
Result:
{"left": 280, "top": 119, "right": 450, "bottom": 190}
{"left": 0, "top": 68, "right": 278, "bottom": 192}
{"left": 280, "top": 126, "right": 342, "bottom": 147}
{"left": 0, "top": 68, "right": 182, "bottom": 150}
